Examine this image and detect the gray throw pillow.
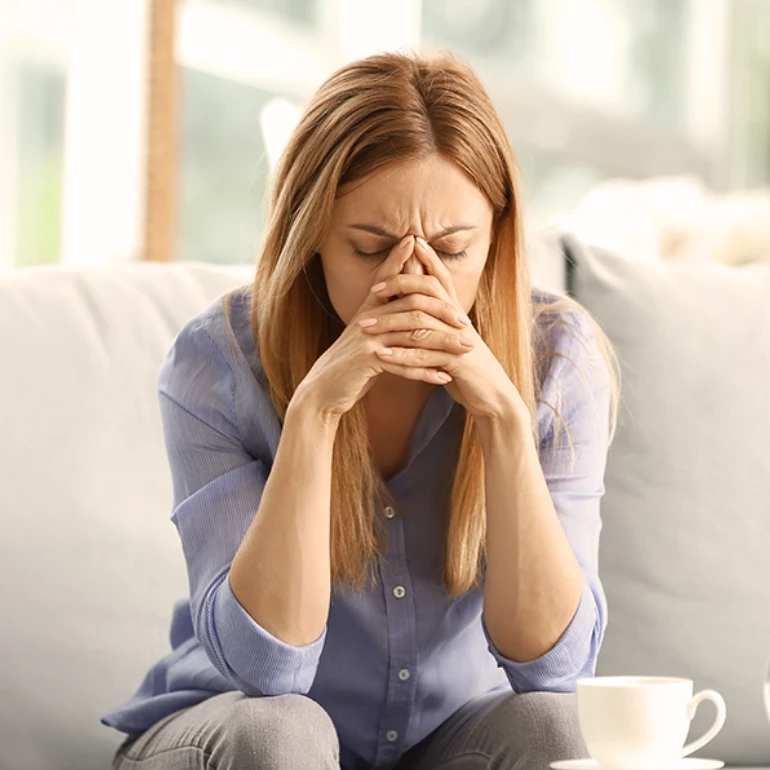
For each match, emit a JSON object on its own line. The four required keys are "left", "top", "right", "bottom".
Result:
{"left": 564, "top": 231, "right": 770, "bottom": 765}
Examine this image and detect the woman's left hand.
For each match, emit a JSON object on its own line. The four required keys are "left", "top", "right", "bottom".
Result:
{"left": 359, "top": 236, "right": 526, "bottom": 425}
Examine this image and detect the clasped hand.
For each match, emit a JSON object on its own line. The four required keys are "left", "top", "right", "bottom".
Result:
{"left": 357, "top": 235, "right": 525, "bottom": 425}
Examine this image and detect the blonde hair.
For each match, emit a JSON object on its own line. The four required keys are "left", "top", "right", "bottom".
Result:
{"left": 225, "top": 51, "right": 620, "bottom": 598}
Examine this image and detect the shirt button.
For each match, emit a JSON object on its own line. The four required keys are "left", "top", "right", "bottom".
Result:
{"left": 393, "top": 586, "right": 406, "bottom": 599}
{"left": 386, "top": 730, "right": 399, "bottom": 742}
{"left": 398, "top": 668, "right": 411, "bottom": 681}
{"left": 384, "top": 506, "right": 395, "bottom": 519}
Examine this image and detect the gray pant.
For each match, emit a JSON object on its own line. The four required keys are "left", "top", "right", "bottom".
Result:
{"left": 111, "top": 690, "right": 589, "bottom": 770}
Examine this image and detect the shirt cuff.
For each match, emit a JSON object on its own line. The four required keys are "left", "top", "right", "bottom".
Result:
{"left": 203, "top": 572, "right": 327, "bottom": 696}
{"left": 482, "top": 582, "right": 598, "bottom": 693}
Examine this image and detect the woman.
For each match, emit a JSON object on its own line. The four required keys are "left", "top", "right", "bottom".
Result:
{"left": 102, "top": 50, "right": 619, "bottom": 770}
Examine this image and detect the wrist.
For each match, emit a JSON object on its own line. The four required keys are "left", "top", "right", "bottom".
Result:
{"left": 475, "top": 395, "right": 533, "bottom": 445}
{"left": 288, "top": 385, "right": 342, "bottom": 432}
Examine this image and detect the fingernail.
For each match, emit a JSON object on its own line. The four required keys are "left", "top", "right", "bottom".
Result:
{"left": 456, "top": 313, "right": 471, "bottom": 325}
{"left": 459, "top": 335, "right": 474, "bottom": 346}
{"left": 358, "top": 318, "right": 378, "bottom": 328}
{"left": 415, "top": 236, "right": 428, "bottom": 249}
{"left": 371, "top": 282, "right": 387, "bottom": 292}
{"left": 399, "top": 235, "right": 413, "bottom": 248}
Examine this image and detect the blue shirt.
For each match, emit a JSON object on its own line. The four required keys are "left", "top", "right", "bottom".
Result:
{"left": 101, "top": 285, "right": 611, "bottom": 769}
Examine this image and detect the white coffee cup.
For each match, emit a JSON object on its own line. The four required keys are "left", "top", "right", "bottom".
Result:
{"left": 576, "top": 676, "right": 727, "bottom": 769}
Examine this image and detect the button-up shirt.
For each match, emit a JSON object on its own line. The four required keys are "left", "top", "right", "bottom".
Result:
{"left": 100, "top": 286, "right": 611, "bottom": 770}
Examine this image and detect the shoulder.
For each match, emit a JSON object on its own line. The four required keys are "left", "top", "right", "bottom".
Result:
{"left": 530, "top": 288, "right": 612, "bottom": 445}
{"left": 157, "top": 285, "right": 256, "bottom": 433}
{"left": 531, "top": 288, "right": 601, "bottom": 361}
{"left": 160, "top": 285, "right": 254, "bottom": 378}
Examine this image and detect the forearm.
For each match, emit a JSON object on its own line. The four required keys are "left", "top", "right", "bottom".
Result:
{"left": 478, "top": 409, "right": 584, "bottom": 663}
{"left": 230, "top": 386, "right": 340, "bottom": 646}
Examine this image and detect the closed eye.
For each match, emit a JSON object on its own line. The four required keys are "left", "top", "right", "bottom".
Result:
{"left": 352, "top": 248, "right": 468, "bottom": 261}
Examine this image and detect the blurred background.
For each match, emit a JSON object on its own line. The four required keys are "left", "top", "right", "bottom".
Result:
{"left": 2, "top": 0, "right": 770, "bottom": 269}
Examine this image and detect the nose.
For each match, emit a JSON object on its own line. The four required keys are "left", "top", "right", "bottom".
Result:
{"left": 401, "top": 249, "right": 425, "bottom": 276}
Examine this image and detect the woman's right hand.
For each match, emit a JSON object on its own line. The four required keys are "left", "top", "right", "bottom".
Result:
{"left": 295, "top": 235, "right": 467, "bottom": 420}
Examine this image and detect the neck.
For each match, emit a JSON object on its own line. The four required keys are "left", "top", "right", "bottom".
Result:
{"left": 366, "top": 374, "right": 436, "bottom": 404}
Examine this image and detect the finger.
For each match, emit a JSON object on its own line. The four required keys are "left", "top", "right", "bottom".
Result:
{"left": 375, "top": 328, "right": 475, "bottom": 354}
{"left": 372, "top": 273, "right": 447, "bottom": 303}
{"left": 414, "top": 237, "right": 462, "bottom": 306}
{"left": 419, "top": 328, "right": 475, "bottom": 352}
{"left": 377, "top": 341, "right": 458, "bottom": 364}
{"left": 367, "top": 292, "right": 472, "bottom": 330}
{"left": 376, "top": 357, "right": 453, "bottom": 384}
{"left": 362, "top": 235, "right": 415, "bottom": 312}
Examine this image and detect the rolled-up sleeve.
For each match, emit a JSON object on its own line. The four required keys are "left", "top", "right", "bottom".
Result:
{"left": 159, "top": 318, "right": 326, "bottom": 697}
{"left": 483, "top": 310, "right": 611, "bottom": 692}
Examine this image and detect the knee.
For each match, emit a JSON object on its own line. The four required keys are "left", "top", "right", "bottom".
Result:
{"left": 214, "top": 693, "right": 340, "bottom": 770}
{"left": 508, "top": 692, "right": 588, "bottom": 767}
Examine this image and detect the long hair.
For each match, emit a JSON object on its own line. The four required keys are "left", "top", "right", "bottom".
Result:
{"left": 226, "top": 51, "right": 620, "bottom": 598}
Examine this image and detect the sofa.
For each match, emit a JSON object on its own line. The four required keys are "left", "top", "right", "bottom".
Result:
{"left": 1, "top": 233, "right": 769, "bottom": 770}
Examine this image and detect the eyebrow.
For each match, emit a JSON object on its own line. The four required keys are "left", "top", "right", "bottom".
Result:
{"left": 345, "top": 223, "right": 477, "bottom": 240}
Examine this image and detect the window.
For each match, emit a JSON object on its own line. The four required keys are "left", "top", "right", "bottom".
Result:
{"left": 1, "top": 0, "right": 72, "bottom": 269}
{"left": 175, "top": 0, "right": 331, "bottom": 264}
{"left": 2, "top": 0, "right": 769, "bottom": 267}
{"left": 15, "top": 60, "right": 67, "bottom": 267}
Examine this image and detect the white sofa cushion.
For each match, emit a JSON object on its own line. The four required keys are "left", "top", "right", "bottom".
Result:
{"left": 0, "top": 262, "right": 252, "bottom": 770}
{"left": 564, "top": 232, "right": 770, "bottom": 765}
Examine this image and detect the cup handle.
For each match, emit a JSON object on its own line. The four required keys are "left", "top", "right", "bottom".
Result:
{"left": 679, "top": 689, "right": 727, "bottom": 759}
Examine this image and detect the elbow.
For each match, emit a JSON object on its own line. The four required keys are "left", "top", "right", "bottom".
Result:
{"left": 194, "top": 573, "right": 325, "bottom": 697}
{"left": 491, "top": 582, "right": 606, "bottom": 693}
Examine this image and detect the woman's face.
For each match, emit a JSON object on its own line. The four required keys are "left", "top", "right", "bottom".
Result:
{"left": 317, "top": 153, "right": 494, "bottom": 327}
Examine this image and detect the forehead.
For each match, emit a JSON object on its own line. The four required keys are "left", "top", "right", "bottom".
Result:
{"left": 333, "top": 155, "right": 492, "bottom": 231}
